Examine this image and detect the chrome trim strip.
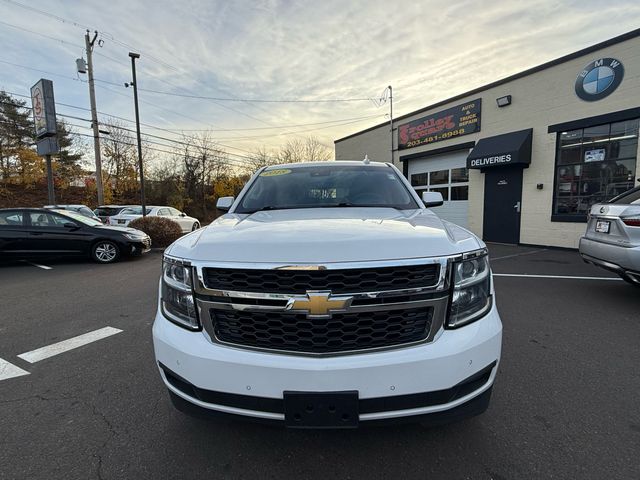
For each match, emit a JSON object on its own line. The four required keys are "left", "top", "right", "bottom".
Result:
{"left": 194, "top": 284, "right": 449, "bottom": 300}
{"left": 191, "top": 256, "right": 455, "bottom": 297}
{"left": 199, "top": 296, "right": 448, "bottom": 314}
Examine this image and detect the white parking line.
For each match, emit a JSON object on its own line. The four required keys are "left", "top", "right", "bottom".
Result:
{"left": 0, "top": 357, "right": 30, "bottom": 381}
{"left": 17, "top": 327, "right": 123, "bottom": 364}
{"left": 490, "top": 249, "right": 547, "bottom": 261}
{"left": 20, "top": 260, "right": 52, "bottom": 270}
{"left": 493, "top": 273, "right": 623, "bottom": 281}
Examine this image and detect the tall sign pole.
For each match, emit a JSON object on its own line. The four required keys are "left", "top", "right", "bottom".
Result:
{"left": 127, "top": 52, "right": 146, "bottom": 217}
{"left": 84, "top": 30, "right": 105, "bottom": 205}
{"left": 31, "top": 79, "right": 59, "bottom": 204}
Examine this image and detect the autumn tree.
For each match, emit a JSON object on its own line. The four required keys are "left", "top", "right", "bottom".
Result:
{"left": 101, "top": 119, "right": 139, "bottom": 195}
{"left": 276, "top": 136, "right": 333, "bottom": 164}
{"left": 0, "top": 91, "right": 34, "bottom": 180}
{"left": 242, "top": 145, "right": 280, "bottom": 175}
{"left": 53, "top": 120, "right": 85, "bottom": 187}
{"left": 179, "top": 131, "right": 230, "bottom": 219}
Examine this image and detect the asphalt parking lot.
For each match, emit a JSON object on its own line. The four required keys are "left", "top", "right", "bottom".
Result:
{"left": 0, "top": 245, "right": 638, "bottom": 480}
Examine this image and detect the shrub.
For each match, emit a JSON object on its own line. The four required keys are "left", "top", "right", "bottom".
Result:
{"left": 128, "top": 216, "right": 183, "bottom": 248}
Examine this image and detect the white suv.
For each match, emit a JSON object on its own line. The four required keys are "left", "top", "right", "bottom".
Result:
{"left": 153, "top": 161, "right": 502, "bottom": 428}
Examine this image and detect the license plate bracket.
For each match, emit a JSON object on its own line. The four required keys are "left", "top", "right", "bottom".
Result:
{"left": 595, "top": 220, "right": 610, "bottom": 233}
{"left": 284, "top": 391, "right": 359, "bottom": 428}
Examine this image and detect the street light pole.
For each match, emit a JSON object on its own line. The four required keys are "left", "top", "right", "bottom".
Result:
{"left": 127, "top": 52, "right": 146, "bottom": 217}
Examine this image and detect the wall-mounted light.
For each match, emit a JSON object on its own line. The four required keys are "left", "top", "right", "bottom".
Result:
{"left": 496, "top": 95, "right": 512, "bottom": 107}
{"left": 537, "top": 183, "right": 544, "bottom": 190}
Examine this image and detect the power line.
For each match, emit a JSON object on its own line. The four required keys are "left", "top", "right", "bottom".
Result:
{"left": 0, "top": 59, "right": 85, "bottom": 83}
{"left": 134, "top": 87, "right": 372, "bottom": 103}
{"left": 71, "top": 131, "right": 254, "bottom": 169}
{"left": 0, "top": 19, "right": 371, "bottom": 104}
{"left": 4, "top": 90, "right": 379, "bottom": 134}
{"left": 159, "top": 115, "right": 386, "bottom": 132}
{"left": 0, "top": 0, "right": 91, "bottom": 30}
{"left": 0, "top": 20, "right": 83, "bottom": 50}
{"left": 210, "top": 115, "right": 385, "bottom": 141}
{"left": 0, "top": 1, "right": 377, "bottom": 148}
{"left": 2, "top": 98, "right": 261, "bottom": 165}
{"left": 3, "top": 92, "right": 340, "bottom": 158}
{"left": 3, "top": 91, "right": 355, "bottom": 163}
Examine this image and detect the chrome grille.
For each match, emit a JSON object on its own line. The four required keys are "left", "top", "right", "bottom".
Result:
{"left": 193, "top": 258, "right": 451, "bottom": 355}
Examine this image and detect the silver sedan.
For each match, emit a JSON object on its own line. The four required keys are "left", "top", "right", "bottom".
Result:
{"left": 579, "top": 186, "right": 640, "bottom": 286}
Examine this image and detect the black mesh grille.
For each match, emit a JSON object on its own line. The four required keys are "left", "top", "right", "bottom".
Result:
{"left": 211, "top": 307, "right": 433, "bottom": 353}
{"left": 202, "top": 264, "right": 440, "bottom": 294}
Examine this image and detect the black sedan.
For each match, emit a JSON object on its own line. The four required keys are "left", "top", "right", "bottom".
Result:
{"left": 0, "top": 208, "right": 151, "bottom": 264}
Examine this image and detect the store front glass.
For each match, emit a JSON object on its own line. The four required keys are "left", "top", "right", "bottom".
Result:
{"left": 554, "top": 119, "right": 638, "bottom": 219}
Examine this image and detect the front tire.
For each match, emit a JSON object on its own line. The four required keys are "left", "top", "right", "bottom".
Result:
{"left": 191, "top": 222, "right": 200, "bottom": 231}
{"left": 91, "top": 240, "right": 120, "bottom": 264}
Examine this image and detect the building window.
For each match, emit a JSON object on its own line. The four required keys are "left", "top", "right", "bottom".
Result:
{"left": 411, "top": 167, "right": 469, "bottom": 201}
{"left": 553, "top": 119, "right": 638, "bottom": 219}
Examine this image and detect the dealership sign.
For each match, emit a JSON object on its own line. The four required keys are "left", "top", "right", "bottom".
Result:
{"left": 30, "top": 79, "right": 57, "bottom": 138}
{"left": 398, "top": 99, "right": 481, "bottom": 150}
{"left": 575, "top": 58, "right": 624, "bottom": 102}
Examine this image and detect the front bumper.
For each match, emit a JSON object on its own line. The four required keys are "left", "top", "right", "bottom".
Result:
{"left": 125, "top": 237, "right": 151, "bottom": 255}
{"left": 579, "top": 236, "right": 640, "bottom": 283}
{"left": 152, "top": 302, "right": 502, "bottom": 425}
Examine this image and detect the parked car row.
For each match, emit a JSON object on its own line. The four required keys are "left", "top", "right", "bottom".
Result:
{"left": 43, "top": 204, "right": 201, "bottom": 234}
{"left": 108, "top": 206, "right": 201, "bottom": 233}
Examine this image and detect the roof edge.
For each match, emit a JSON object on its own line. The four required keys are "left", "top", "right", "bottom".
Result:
{"left": 334, "top": 27, "right": 640, "bottom": 144}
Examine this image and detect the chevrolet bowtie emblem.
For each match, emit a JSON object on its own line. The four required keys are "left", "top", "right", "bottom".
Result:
{"left": 286, "top": 291, "right": 353, "bottom": 318}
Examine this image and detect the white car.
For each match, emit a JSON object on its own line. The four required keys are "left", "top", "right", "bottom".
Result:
{"left": 109, "top": 206, "right": 200, "bottom": 233}
{"left": 153, "top": 161, "right": 502, "bottom": 428}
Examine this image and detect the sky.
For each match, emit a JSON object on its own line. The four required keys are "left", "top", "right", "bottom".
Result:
{"left": 1, "top": 0, "right": 639, "bottom": 166}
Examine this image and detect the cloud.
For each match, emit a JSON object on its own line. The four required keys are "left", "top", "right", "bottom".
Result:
{"left": 1, "top": 0, "right": 639, "bottom": 159}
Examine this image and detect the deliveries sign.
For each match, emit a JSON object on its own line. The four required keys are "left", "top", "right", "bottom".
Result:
{"left": 397, "top": 99, "right": 481, "bottom": 150}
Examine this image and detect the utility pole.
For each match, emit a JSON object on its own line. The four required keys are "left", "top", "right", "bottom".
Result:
{"left": 388, "top": 85, "right": 393, "bottom": 163}
{"left": 127, "top": 52, "right": 146, "bottom": 217}
{"left": 84, "top": 30, "right": 105, "bottom": 205}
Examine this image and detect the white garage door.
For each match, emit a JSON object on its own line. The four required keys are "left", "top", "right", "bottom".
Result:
{"left": 406, "top": 149, "right": 470, "bottom": 228}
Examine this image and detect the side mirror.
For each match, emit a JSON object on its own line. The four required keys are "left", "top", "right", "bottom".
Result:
{"left": 63, "top": 222, "right": 79, "bottom": 230}
{"left": 216, "top": 196, "right": 234, "bottom": 212}
{"left": 422, "top": 191, "right": 444, "bottom": 207}
{"left": 180, "top": 212, "right": 186, "bottom": 217}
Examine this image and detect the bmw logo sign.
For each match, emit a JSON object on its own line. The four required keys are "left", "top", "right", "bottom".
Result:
{"left": 575, "top": 58, "right": 624, "bottom": 101}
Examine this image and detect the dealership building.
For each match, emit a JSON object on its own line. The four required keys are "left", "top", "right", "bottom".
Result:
{"left": 334, "top": 29, "right": 640, "bottom": 249}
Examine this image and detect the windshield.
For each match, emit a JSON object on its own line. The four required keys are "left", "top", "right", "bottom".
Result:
{"left": 235, "top": 165, "right": 419, "bottom": 213}
{"left": 95, "top": 207, "right": 125, "bottom": 216}
{"left": 78, "top": 207, "right": 95, "bottom": 217}
{"left": 53, "top": 210, "right": 103, "bottom": 226}
{"left": 121, "top": 207, "right": 152, "bottom": 215}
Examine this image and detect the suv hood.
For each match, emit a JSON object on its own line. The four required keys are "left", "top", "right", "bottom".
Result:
{"left": 167, "top": 208, "right": 482, "bottom": 263}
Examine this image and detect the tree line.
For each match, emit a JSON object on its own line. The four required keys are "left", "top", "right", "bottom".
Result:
{"left": 0, "top": 90, "right": 333, "bottom": 221}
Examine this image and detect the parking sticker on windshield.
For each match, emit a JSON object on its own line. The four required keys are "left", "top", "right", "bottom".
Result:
{"left": 261, "top": 169, "right": 291, "bottom": 177}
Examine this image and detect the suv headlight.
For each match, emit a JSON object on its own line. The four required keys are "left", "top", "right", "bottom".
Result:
{"left": 161, "top": 256, "right": 200, "bottom": 330}
{"left": 447, "top": 249, "right": 492, "bottom": 328}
